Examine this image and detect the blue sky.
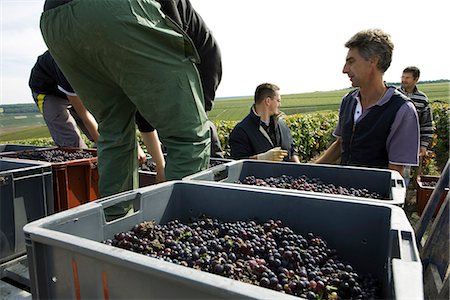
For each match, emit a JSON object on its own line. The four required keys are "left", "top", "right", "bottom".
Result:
{"left": 1, "top": 0, "right": 449, "bottom": 105}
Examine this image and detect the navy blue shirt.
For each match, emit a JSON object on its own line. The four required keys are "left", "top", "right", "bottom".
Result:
{"left": 43, "top": 0, "right": 73, "bottom": 11}
{"left": 29, "top": 50, "right": 75, "bottom": 97}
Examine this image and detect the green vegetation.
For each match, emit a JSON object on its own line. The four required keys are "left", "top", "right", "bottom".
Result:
{"left": 0, "top": 103, "right": 39, "bottom": 114}
{"left": 430, "top": 104, "right": 450, "bottom": 172}
{"left": 1, "top": 81, "right": 448, "bottom": 140}
{"left": 0, "top": 126, "right": 50, "bottom": 142}
{"left": 5, "top": 104, "right": 447, "bottom": 176}
{"left": 214, "top": 103, "right": 449, "bottom": 174}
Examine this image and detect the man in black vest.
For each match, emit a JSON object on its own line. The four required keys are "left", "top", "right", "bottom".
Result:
{"left": 316, "top": 29, "right": 419, "bottom": 175}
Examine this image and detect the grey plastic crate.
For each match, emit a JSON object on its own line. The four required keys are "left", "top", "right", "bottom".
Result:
{"left": 184, "top": 160, "right": 406, "bottom": 206}
{"left": 24, "top": 181, "right": 422, "bottom": 299}
{"left": 0, "top": 144, "right": 52, "bottom": 156}
{"left": 209, "top": 157, "right": 233, "bottom": 168}
{"left": 0, "top": 158, "right": 53, "bottom": 264}
{"left": 139, "top": 157, "right": 233, "bottom": 187}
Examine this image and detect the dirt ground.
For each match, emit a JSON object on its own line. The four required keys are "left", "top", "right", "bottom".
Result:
{"left": 404, "top": 186, "right": 421, "bottom": 229}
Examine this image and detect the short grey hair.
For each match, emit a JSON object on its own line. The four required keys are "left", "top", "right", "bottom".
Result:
{"left": 345, "top": 29, "right": 394, "bottom": 73}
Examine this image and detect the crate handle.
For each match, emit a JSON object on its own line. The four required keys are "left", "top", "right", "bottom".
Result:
{"left": 390, "top": 229, "right": 419, "bottom": 262}
{"left": 399, "top": 231, "right": 419, "bottom": 262}
{"left": 100, "top": 191, "right": 141, "bottom": 223}
{"left": 213, "top": 165, "right": 229, "bottom": 181}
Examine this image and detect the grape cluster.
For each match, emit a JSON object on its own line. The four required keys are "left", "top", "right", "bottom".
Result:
{"left": 140, "top": 160, "right": 157, "bottom": 172}
{"left": 103, "top": 216, "right": 379, "bottom": 299}
{"left": 15, "top": 149, "right": 94, "bottom": 162}
{"left": 421, "top": 181, "right": 437, "bottom": 187}
{"left": 237, "top": 175, "right": 385, "bottom": 199}
{"left": 209, "top": 159, "right": 228, "bottom": 168}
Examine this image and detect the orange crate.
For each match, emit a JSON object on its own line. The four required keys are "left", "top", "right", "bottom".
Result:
{"left": 139, "top": 171, "right": 156, "bottom": 187}
{"left": 416, "top": 175, "right": 449, "bottom": 216}
{"left": 3, "top": 148, "right": 99, "bottom": 213}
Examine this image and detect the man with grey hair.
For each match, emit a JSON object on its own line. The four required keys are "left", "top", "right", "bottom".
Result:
{"left": 316, "top": 29, "right": 420, "bottom": 176}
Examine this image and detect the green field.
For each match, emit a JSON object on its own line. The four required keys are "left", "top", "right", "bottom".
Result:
{"left": 0, "top": 112, "right": 45, "bottom": 128}
{"left": 0, "top": 125, "right": 50, "bottom": 142}
{"left": 1, "top": 81, "right": 448, "bottom": 141}
{"left": 209, "top": 82, "right": 449, "bottom": 121}
{"left": 209, "top": 89, "right": 346, "bottom": 121}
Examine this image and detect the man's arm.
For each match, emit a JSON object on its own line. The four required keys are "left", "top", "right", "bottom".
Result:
{"left": 141, "top": 130, "right": 166, "bottom": 183}
{"left": 229, "top": 126, "right": 254, "bottom": 159}
{"left": 67, "top": 95, "right": 99, "bottom": 143}
{"left": 386, "top": 101, "right": 420, "bottom": 168}
{"left": 418, "top": 99, "right": 434, "bottom": 156}
{"left": 315, "top": 137, "right": 342, "bottom": 164}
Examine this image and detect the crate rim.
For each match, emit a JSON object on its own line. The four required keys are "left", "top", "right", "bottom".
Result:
{"left": 23, "top": 180, "right": 421, "bottom": 300}
{"left": 183, "top": 159, "right": 406, "bottom": 206}
{"left": 0, "top": 157, "right": 53, "bottom": 172}
{"left": 1, "top": 147, "right": 97, "bottom": 166}
{"left": 24, "top": 180, "right": 412, "bottom": 235}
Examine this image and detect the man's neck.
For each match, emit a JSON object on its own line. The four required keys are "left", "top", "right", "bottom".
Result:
{"left": 359, "top": 80, "right": 388, "bottom": 108}
{"left": 254, "top": 105, "right": 271, "bottom": 123}
{"left": 403, "top": 85, "right": 416, "bottom": 94}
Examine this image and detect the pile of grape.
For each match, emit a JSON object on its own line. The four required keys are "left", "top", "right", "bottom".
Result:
{"left": 209, "top": 159, "right": 227, "bottom": 168}
{"left": 140, "top": 160, "right": 157, "bottom": 172}
{"left": 16, "top": 149, "right": 95, "bottom": 162}
{"left": 237, "top": 175, "right": 384, "bottom": 199}
{"left": 421, "top": 181, "right": 437, "bottom": 187}
{"left": 103, "top": 216, "right": 379, "bottom": 299}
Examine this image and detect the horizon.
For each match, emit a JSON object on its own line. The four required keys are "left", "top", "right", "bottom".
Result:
{"left": 1, "top": 79, "right": 448, "bottom": 106}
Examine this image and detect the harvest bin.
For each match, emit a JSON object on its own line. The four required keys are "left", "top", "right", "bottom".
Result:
{"left": 2, "top": 148, "right": 99, "bottom": 212}
{"left": 184, "top": 160, "right": 406, "bottom": 206}
{"left": 0, "top": 158, "right": 53, "bottom": 264}
{"left": 24, "top": 181, "right": 423, "bottom": 299}
{"left": 0, "top": 144, "right": 52, "bottom": 156}
{"left": 416, "top": 175, "right": 449, "bottom": 216}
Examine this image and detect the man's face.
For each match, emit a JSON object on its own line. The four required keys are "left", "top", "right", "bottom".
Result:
{"left": 401, "top": 72, "right": 418, "bottom": 90}
{"left": 342, "top": 48, "right": 372, "bottom": 88}
{"left": 268, "top": 91, "right": 281, "bottom": 115}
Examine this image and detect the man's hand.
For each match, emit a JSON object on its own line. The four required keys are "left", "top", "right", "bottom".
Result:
{"left": 137, "top": 144, "right": 147, "bottom": 165}
{"left": 256, "top": 147, "right": 288, "bottom": 162}
{"left": 419, "top": 146, "right": 428, "bottom": 157}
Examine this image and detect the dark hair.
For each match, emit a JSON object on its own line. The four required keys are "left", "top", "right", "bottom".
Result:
{"left": 345, "top": 29, "right": 394, "bottom": 73}
{"left": 403, "top": 66, "right": 420, "bottom": 79}
{"left": 254, "top": 83, "right": 280, "bottom": 104}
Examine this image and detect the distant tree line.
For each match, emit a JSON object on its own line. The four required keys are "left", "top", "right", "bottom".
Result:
{"left": 386, "top": 79, "right": 449, "bottom": 86}
{"left": 0, "top": 103, "right": 39, "bottom": 114}
{"left": 1, "top": 80, "right": 447, "bottom": 115}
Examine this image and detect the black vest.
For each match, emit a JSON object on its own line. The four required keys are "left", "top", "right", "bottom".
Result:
{"left": 340, "top": 89, "right": 407, "bottom": 168}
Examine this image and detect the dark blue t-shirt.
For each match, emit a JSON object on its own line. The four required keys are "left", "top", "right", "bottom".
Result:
{"left": 43, "top": 0, "right": 73, "bottom": 11}
{"left": 29, "top": 50, "right": 75, "bottom": 97}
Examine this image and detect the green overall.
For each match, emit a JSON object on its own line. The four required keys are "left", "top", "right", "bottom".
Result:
{"left": 41, "top": 0, "right": 210, "bottom": 218}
